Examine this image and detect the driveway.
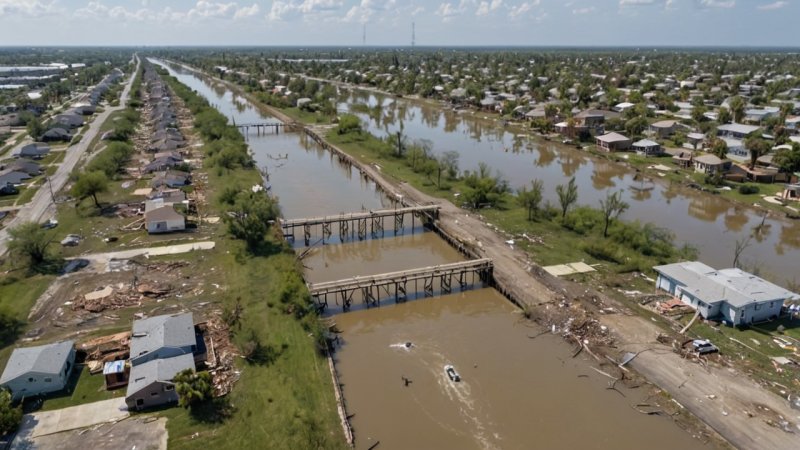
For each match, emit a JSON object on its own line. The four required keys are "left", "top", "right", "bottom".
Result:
{"left": 0, "top": 55, "right": 140, "bottom": 256}
{"left": 12, "top": 416, "right": 167, "bottom": 450}
{"left": 13, "top": 398, "right": 129, "bottom": 442}
{"left": 77, "top": 241, "right": 216, "bottom": 272}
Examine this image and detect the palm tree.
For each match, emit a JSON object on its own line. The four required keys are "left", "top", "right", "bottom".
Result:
{"left": 745, "top": 136, "right": 769, "bottom": 170}
{"left": 729, "top": 96, "right": 745, "bottom": 123}
{"left": 711, "top": 138, "right": 728, "bottom": 160}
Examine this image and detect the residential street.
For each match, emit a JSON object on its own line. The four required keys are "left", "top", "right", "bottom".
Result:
{"left": 0, "top": 55, "right": 139, "bottom": 256}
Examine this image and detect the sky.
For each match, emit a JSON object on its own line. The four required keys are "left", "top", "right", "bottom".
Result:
{"left": 0, "top": 0, "right": 798, "bottom": 47}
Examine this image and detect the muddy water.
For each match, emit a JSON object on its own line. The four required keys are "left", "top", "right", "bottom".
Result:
{"left": 340, "top": 91, "right": 800, "bottom": 285}
{"left": 335, "top": 291, "right": 705, "bottom": 450}
{"left": 153, "top": 61, "right": 710, "bottom": 449}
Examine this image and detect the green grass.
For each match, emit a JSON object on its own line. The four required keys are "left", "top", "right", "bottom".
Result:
{"left": 280, "top": 107, "right": 334, "bottom": 125}
{"left": 40, "top": 365, "right": 124, "bottom": 411}
{"left": 156, "top": 236, "right": 346, "bottom": 450}
{"left": 0, "top": 272, "right": 56, "bottom": 366}
{"left": 15, "top": 184, "right": 38, "bottom": 205}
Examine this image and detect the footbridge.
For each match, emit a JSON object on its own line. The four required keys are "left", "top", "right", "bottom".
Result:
{"left": 309, "top": 258, "right": 493, "bottom": 312}
{"left": 281, "top": 205, "right": 440, "bottom": 246}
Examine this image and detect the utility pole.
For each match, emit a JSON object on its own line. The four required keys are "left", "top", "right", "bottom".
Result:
{"left": 411, "top": 22, "right": 415, "bottom": 49}
{"left": 46, "top": 176, "right": 55, "bottom": 204}
{"left": 362, "top": 24, "right": 366, "bottom": 46}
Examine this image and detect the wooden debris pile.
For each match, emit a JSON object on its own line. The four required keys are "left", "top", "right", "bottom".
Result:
{"left": 71, "top": 283, "right": 174, "bottom": 313}
{"left": 198, "top": 313, "right": 240, "bottom": 397}
{"left": 79, "top": 331, "right": 131, "bottom": 373}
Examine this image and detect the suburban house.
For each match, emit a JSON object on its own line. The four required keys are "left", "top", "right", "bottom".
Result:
{"left": 613, "top": 102, "right": 635, "bottom": 113}
{"left": 17, "top": 143, "right": 50, "bottom": 159}
{"left": 649, "top": 120, "right": 677, "bottom": 138}
{"left": 720, "top": 137, "right": 748, "bottom": 162}
{"left": 150, "top": 170, "right": 190, "bottom": 189}
{"left": 129, "top": 313, "right": 204, "bottom": 366}
{"left": 596, "top": 132, "right": 631, "bottom": 152}
{"left": 0, "top": 340, "right": 76, "bottom": 400}
{"left": 41, "top": 128, "right": 71, "bottom": 142}
{"left": 145, "top": 205, "right": 185, "bottom": 234}
{"left": 717, "top": 123, "right": 760, "bottom": 140}
{"left": 125, "top": 353, "right": 194, "bottom": 411}
{"left": 654, "top": 261, "right": 799, "bottom": 326}
{"left": 2, "top": 160, "right": 41, "bottom": 176}
{"left": 693, "top": 154, "right": 731, "bottom": 174}
{"left": 686, "top": 132, "right": 706, "bottom": 150}
{"left": 0, "top": 170, "right": 31, "bottom": 186}
{"left": 632, "top": 139, "right": 662, "bottom": 156}
{"left": 53, "top": 113, "right": 84, "bottom": 129}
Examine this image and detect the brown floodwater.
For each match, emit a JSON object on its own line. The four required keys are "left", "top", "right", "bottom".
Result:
{"left": 154, "top": 60, "right": 713, "bottom": 449}
{"left": 341, "top": 90, "right": 800, "bottom": 285}
{"left": 334, "top": 290, "right": 706, "bottom": 450}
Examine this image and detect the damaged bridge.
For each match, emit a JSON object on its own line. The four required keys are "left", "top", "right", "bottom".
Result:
{"left": 282, "top": 205, "right": 440, "bottom": 246}
{"left": 309, "top": 258, "right": 493, "bottom": 312}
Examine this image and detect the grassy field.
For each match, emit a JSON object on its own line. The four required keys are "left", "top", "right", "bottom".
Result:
{"left": 39, "top": 365, "right": 125, "bottom": 411}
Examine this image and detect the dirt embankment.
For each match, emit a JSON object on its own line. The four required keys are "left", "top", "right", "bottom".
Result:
{"left": 302, "top": 127, "right": 800, "bottom": 450}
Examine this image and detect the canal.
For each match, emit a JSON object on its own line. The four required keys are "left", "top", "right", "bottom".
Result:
{"left": 340, "top": 90, "right": 800, "bottom": 285}
{"left": 154, "top": 60, "right": 710, "bottom": 449}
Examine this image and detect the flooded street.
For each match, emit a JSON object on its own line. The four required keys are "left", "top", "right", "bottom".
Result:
{"left": 341, "top": 91, "right": 800, "bottom": 285}
{"left": 155, "top": 61, "right": 711, "bottom": 449}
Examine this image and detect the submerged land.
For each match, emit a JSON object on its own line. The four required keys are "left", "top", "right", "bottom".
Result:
{"left": 1, "top": 47, "right": 800, "bottom": 449}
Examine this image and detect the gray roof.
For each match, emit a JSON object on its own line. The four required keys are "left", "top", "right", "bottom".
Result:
{"left": 694, "top": 154, "right": 724, "bottom": 165}
{"left": 633, "top": 139, "right": 659, "bottom": 147}
{"left": 687, "top": 132, "right": 706, "bottom": 140}
{"left": 597, "top": 132, "right": 630, "bottom": 143}
{"left": 0, "top": 340, "right": 74, "bottom": 384}
{"left": 654, "top": 262, "right": 799, "bottom": 308}
{"left": 718, "top": 123, "right": 760, "bottom": 135}
{"left": 126, "top": 353, "right": 195, "bottom": 397}
{"left": 130, "top": 312, "right": 195, "bottom": 360}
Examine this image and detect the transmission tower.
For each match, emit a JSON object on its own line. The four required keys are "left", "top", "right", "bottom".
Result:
{"left": 411, "top": 22, "right": 415, "bottom": 48}
{"left": 362, "top": 24, "right": 366, "bottom": 46}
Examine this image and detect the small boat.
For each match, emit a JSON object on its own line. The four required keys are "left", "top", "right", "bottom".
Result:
{"left": 444, "top": 364, "right": 461, "bottom": 382}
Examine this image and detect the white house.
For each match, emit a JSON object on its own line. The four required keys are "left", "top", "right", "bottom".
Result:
{"left": 125, "top": 353, "right": 194, "bottom": 411}
{"left": 0, "top": 341, "right": 75, "bottom": 400}
{"left": 632, "top": 139, "right": 662, "bottom": 157}
{"left": 145, "top": 205, "right": 185, "bottom": 234}
{"left": 654, "top": 261, "right": 799, "bottom": 326}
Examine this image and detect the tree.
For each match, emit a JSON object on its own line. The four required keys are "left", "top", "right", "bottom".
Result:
{"left": 729, "top": 96, "right": 745, "bottom": 123}
{"left": 599, "top": 190, "right": 629, "bottom": 237}
{"left": 556, "top": 177, "right": 579, "bottom": 220}
{"left": 744, "top": 136, "right": 770, "bottom": 170}
{"left": 26, "top": 116, "right": 44, "bottom": 140}
{"left": 517, "top": 179, "right": 544, "bottom": 221}
{"left": 691, "top": 104, "right": 708, "bottom": 124}
{"left": 394, "top": 121, "right": 407, "bottom": 157}
{"left": 223, "top": 190, "right": 281, "bottom": 250}
{"left": 8, "top": 222, "right": 54, "bottom": 269}
{"left": 710, "top": 138, "right": 728, "bottom": 160}
{"left": 436, "top": 151, "right": 459, "bottom": 188}
{"left": 717, "top": 106, "right": 731, "bottom": 125}
{"left": 774, "top": 143, "right": 800, "bottom": 173}
{"left": 336, "top": 114, "right": 361, "bottom": 134}
{"left": 71, "top": 171, "right": 109, "bottom": 208}
{"left": 173, "top": 369, "right": 213, "bottom": 409}
{"left": 624, "top": 116, "right": 648, "bottom": 137}
{"left": 0, "top": 389, "right": 22, "bottom": 435}
{"left": 462, "top": 162, "right": 509, "bottom": 209}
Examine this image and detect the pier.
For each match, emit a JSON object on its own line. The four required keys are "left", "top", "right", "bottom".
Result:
{"left": 235, "top": 122, "right": 292, "bottom": 137}
{"left": 309, "top": 258, "right": 493, "bottom": 312}
{"left": 281, "top": 205, "right": 441, "bottom": 246}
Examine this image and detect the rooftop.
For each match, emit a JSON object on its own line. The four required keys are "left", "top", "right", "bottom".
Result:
{"left": 126, "top": 353, "right": 195, "bottom": 397}
{"left": 129, "top": 313, "right": 195, "bottom": 360}
{"left": 0, "top": 341, "right": 74, "bottom": 384}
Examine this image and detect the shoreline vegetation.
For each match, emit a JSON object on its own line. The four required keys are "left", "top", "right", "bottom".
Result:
{"left": 152, "top": 66, "right": 346, "bottom": 449}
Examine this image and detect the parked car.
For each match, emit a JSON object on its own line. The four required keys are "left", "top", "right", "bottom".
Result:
{"left": 60, "top": 234, "right": 81, "bottom": 246}
{"left": 62, "top": 258, "right": 89, "bottom": 274}
{"left": 41, "top": 218, "right": 58, "bottom": 229}
{"left": 691, "top": 339, "right": 719, "bottom": 355}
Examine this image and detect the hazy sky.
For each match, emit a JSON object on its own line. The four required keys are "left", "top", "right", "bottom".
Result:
{"left": 0, "top": 0, "right": 797, "bottom": 47}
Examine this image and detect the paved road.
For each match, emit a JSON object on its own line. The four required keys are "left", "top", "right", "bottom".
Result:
{"left": 0, "top": 55, "right": 140, "bottom": 256}
{"left": 78, "top": 240, "right": 216, "bottom": 272}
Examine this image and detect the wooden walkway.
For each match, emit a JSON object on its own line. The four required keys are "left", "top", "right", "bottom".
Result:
{"left": 309, "top": 258, "right": 493, "bottom": 312}
{"left": 282, "top": 205, "right": 440, "bottom": 245}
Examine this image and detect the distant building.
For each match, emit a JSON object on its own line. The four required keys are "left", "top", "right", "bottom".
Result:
{"left": 632, "top": 139, "right": 662, "bottom": 157}
{"left": 595, "top": 132, "right": 631, "bottom": 152}
{"left": 129, "top": 313, "right": 202, "bottom": 366}
{"left": 0, "top": 341, "right": 76, "bottom": 400}
{"left": 17, "top": 143, "right": 50, "bottom": 159}
{"left": 649, "top": 120, "right": 677, "bottom": 138}
{"left": 717, "top": 123, "right": 760, "bottom": 140}
{"left": 693, "top": 154, "right": 731, "bottom": 174}
{"left": 654, "top": 261, "right": 799, "bottom": 326}
{"left": 145, "top": 205, "right": 185, "bottom": 234}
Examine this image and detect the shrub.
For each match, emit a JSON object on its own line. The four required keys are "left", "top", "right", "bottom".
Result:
{"left": 738, "top": 184, "right": 760, "bottom": 195}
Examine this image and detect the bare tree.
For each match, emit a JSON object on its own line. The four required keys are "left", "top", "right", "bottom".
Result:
{"left": 556, "top": 177, "right": 579, "bottom": 220}
{"left": 732, "top": 235, "right": 752, "bottom": 268}
{"left": 599, "top": 190, "right": 629, "bottom": 237}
